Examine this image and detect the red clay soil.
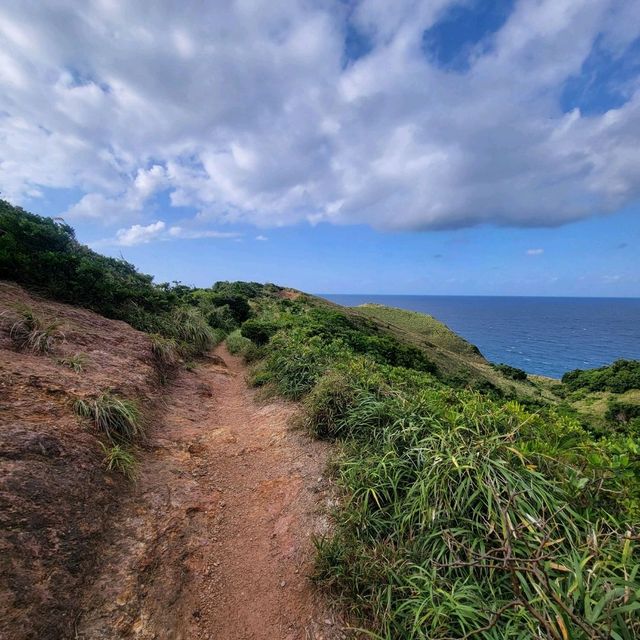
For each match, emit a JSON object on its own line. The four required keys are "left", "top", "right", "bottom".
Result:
{"left": 0, "top": 282, "right": 343, "bottom": 640}
{"left": 76, "top": 346, "right": 341, "bottom": 640}
{"left": 0, "top": 281, "right": 162, "bottom": 640}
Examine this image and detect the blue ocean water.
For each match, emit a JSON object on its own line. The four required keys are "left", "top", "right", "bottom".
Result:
{"left": 323, "top": 295, "right": 640, "bottom": 378}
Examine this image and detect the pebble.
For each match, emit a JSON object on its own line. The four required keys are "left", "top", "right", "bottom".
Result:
{"left": 280, "top": 580, "right": 286, "bottom": 587}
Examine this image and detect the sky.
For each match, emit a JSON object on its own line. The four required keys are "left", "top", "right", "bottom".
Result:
{"left": 1, "top": 0, "right": 639, "bottom": 296}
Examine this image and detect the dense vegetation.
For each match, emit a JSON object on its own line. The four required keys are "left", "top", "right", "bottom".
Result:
{"left": 238, "top": 295, "right": 640, "bottom": 638}
{"left": 492, "top": 362, "right": 528, "bottom": 381}
{"left": 0, "top": 199, "right": 265, "bottom": 357}
{"left": 562, "top": 360, "right": 640, "bottom": 394}
{"left": 3, "top": 202, "right": 639, "bottom": 637}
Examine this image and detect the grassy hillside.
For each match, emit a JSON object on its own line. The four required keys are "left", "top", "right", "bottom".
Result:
{"left": 348, "top": 302, "right": 553, "bottom": 400}
{"left": 353, "top": 303, "right": 483, "bottom": 359}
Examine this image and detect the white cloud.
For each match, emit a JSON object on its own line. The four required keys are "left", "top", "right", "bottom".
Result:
{"left": 526, "top": 248, "right": 545, "bottom": 255}
{"left": 255, "top": 235, "right": 268, "bottom": 241}
{"left": 167, "top": 226, "right": 240, "bottom": 240}
{"left": 104, "top": 220, "right": 241, "bottom": 246}
{"left": 115, "top": 221, "right": 166, "bottom": 246}
{"left": 1, "top": 1, "right": 640, "bottom": 231}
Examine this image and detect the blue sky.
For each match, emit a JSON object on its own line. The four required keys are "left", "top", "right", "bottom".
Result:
{"left": 2, "top": 1, "right": 640, "bottom": 296}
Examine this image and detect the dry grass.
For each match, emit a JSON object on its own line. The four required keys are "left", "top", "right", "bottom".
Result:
{"left": 6, "top": 305, "right": 64, "bottom": 354}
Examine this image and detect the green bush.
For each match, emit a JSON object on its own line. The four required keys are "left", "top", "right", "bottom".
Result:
{"left": 492, "top": 362, "right": 528, "bottom": 380}
{"left": 562, "top": 359, "right": 640, "bottom": 393}
{"left": 0, "top": 200, "right": 179, "bottom": 328}
{"left": 303, "top": 359, "right": 390, "bottom": 439}
{"left": 262, "top": 331, "right": 350, "bottom": 399}
{"left": 225, "top": 329, "right": 254, "bottom": 355}
{"left": 204, "top": 303, "right": 237, "bottom": 332}
{"left": 168, "top": 306, "right": 216, "bottom": 357}
{"left": 606, "top": 399, "right": 640, "bottom": 424}
{"left": 240, "top": 318, "right": 278, "bottom": 346}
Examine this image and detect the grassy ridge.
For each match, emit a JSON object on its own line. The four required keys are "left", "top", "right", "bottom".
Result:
{"left": 347, "top": 303, "right": 551, "bottom": 400}
{"left": 353, "top": 303, "right": 484, "bottom": 360}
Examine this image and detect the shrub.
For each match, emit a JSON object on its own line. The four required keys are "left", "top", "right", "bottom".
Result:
{"left": 57, "top": 353, "right": 88, "bottom": 372}
{"left": 240, "top": 318, "right": 278, "bottom": 346}
{"left": 492, "top": 362, "right": 528, "bottom": 380}
{"left": 74, "top": 393, "right": 144, "bottom": 445}
{"left": 0, "top": 200, "right": 179, "bottom": 327}
{"left": 606, "top": 399, "right": 640, "bottom": 424}
{"left": 248, "top": 367, "right": 273, "bottom": 387}
{"left": 562, "top": 359, "right": 640, "bottom": 393}
{"left": 225, "top": 329, "right": 253, "bottom": 355}
{"left": 99, "top": 443, "right": 137, "bottom": 480}
{"left": 262, "top": 331, "right": 350, "bottom": 400}
{"left": 204, "top": 303, "right": 237, "bottom": 332}
{"left": 7, "top": 306, "right": 64, "bottom": 354}
{"left": 303, "top": 359, "right": 389, "bottom": 439}
{"left": 242, "top": 341, "right": 262, "bottom": 363}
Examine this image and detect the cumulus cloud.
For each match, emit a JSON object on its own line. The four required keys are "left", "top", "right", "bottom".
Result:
{"left": 1, "top": 0, "right": 640, "bottom": 232}
{"left": 526, "top": 248, "right": 545, "bottom": 256}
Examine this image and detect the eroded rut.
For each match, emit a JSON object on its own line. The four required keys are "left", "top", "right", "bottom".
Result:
{"left": 76, "top": 345, "right": 338, "bottom": 640}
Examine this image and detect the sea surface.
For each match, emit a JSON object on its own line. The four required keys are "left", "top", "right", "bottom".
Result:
{"left": 323, "top": 295, "right": 640, "bottom": 378}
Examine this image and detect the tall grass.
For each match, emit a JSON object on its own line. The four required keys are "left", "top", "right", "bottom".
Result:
{"left": 150, "top": 334, "right": 180, "bottom": 383}
{"left": 312, "top": 384, "right": 640, "bottom": 638}
{"left": 7, "top": 306, "right": 64, "bottom": 354}
{"left": 245, "top": 305, "right": 639, "bottom": 638}
{"left": 169, "top": 306, "right": 216, "bottom": 357}
{"left": 74, "top": 393, "right": 144, "bottom": 445}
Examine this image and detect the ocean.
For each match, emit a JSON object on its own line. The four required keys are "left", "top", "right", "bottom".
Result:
{"left": 323, "top": 295, "right": 640, "bottom": 379}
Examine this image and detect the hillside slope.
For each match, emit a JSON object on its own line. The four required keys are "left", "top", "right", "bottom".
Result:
{"left": 0, "top": 281, "right": 339, "bottom": 640}
{"left": 305, "top": 295, "right": 551, "bottom": 400}
{"left": 0, "top": 282, "right": 163, "bottom": 639}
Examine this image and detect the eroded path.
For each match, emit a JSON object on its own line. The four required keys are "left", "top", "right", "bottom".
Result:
{"left": 76, "top": 345, "right": 338, "bottom": 640}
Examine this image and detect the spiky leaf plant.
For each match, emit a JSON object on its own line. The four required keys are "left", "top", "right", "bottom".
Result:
{"left": 8, "top": 305, "right": 64, "bottom": 354}
{"left": 74, "top": 393, "right": 144, "bottom": 445}
{"left": 99, "top": 442, "right": 137, "bottom": 480}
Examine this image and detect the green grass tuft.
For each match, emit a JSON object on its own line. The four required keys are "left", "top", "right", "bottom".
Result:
{"left": 7, "top": 305, "right": 64, "bottom": 354}
{"left": 150, "top": 333, "right": 180, "bottom": 383}
{"left": 57, "top": 353, "right": 87, "bottom": 372}
{"left": 169, "top": 306, "right": 216, "bottom": 357}
{"left": 99, "top": 442, "right": 137, "bottom": 480}
{"left": 74, "top": 393, "right": 144, "bottom": 445}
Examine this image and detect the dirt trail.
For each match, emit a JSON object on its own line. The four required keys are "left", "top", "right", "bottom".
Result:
{"left": 76, "top": 345, "right": 340, "bottom": 640}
